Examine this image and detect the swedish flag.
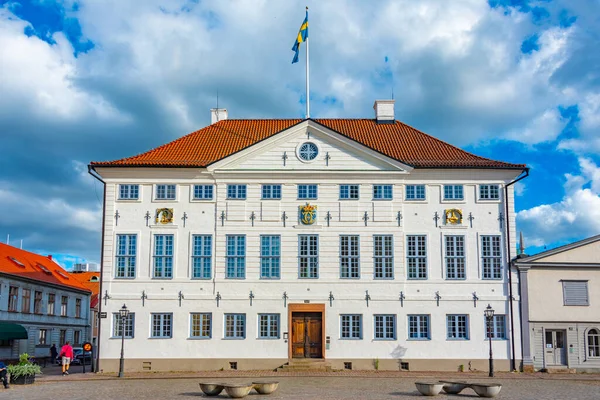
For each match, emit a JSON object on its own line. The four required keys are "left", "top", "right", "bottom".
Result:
{"left": 292, "top": 10, "right": 308, "bottom": 64}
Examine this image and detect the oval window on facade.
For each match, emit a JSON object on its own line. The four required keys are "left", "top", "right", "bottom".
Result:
{"left": 298, "top": 142, "right": 319, "bottom": 162}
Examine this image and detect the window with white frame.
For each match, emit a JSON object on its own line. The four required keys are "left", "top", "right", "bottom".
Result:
{"left": 75, "top": 298, "right": 82, "bottom": 318}
{"left": 261, "top": 184, "right": 282, "bottom": 199}
{"left": 588, "top": 329, "right": 600, "bottom": 358}
{"left": 299, "top": 235, "right": 319, "bottom": 278}
{"left": 22, "top": 289, "right": 31, "bottom": 313}
{"left": 155, "top": 184, "right": 176, "bottom": 200}
{"left": 562, "top": 281, "right": 589, "bottom": 306}
{"left": 226, "top": 235, "right": 246, "bottom": 279}
{"left": 259, "top": 314, "right": 280, "bottom": 339}
{"left": 486, "top": 314, "right": 506, "bottom": 339}
{"left": 47, "top": 293, "right": 55, "bottom": 315}
{"left": 445, "top": 236, "right": 466, "bottom": 279}
{"left": 192, "top": 235, "right": 212, "bottom": 279}
{"left": 112, "top": 313, "right": 134, "bottom": 338}
{"left": 340, "top": 184, "right": 359, "bottom": 199}
{"left": 374, "top": 235, "right": 393, "bottom": 279}
{"left": 225, "top": 314, "right": 246, "bottom": 339}
{"left": 38, "top": 329, "right": 47, "bottom": 345}
{"left": 153, "top": 234, "right": 174, "bottom": 278}
{"left": 61, "top": 296, "right": 68, "bottom": 316}
{"left": 116, "top": 234, "right": 137, "bottom": 278}
{"left": 34, "top": 291, "right": 42, "bottom": 314}
{"left": 405, "top": 184, "right": 425, "bottom": 200}
{"left": 260, "top": 235, "right": 280, "bottom": 279}
{"left": 374, "top": 315, "right": 396, "bottom": 340}
{"left": 447, "top": 315, "right": 469, "bottom": 339}
{"left": 408, "top": 315, "right": 430, "bottom": 339}
{"left": 298, "top": 184, "right": 318, "bottom": 199}
{"left": 479, "top": 184, "right": 500, "bottom": 200}
{"left": 340, "top": 314, "right": 362, "bottom": 339}
{"left": 481, "top": 235, "right": 502, "bottom": 279}
{"left": 340, "top": 235, "right": 360, "bottom": 278}
{"left": 8, "top": 286, "right": 18, "bottom": 312}
{"left": 407, "top": 235, "right": 427, "bottom": 279}
{"left": 227, "top": 184, "right": 247, "bottom": 199}
{"left": 373, "top": 185, "right": 393, "bottom": 200}
{"left": 151, "top": 313, "right": 172, "bottom": 338}
{"left": 118, "top": 184, "right": 139, "bottom": 200}
{"left": 193, "top": 185, "right": 213, "bottom": 200}
{"left": 190, "top": 313, "right": 211, "bottom": 339}
{"left": 443, "top": 185, "right": 464, "bottom": 200}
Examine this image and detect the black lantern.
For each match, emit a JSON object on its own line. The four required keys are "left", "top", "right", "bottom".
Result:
{"left": 118, "top": 304, "right": 129, "bottom": 378}
{"left": 485, "top": 304, "right": 495, "bottom": 377}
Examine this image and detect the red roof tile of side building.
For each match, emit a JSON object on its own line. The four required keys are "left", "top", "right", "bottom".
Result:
{"left": 90, "top": 119, "right": 526, "bottom": 170}
{"left": 70, "top": 272, "right": 100, "bottom": 308}
{"left": 0, "top": 244, "right": 91, "bottom": 294}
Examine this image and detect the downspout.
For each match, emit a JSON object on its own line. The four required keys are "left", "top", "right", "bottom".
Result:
{"left": 504, "top": 168, "right": 529, "bottom": 371}
{"left": 88, "top": 165, "right": 106, "bottom": 373}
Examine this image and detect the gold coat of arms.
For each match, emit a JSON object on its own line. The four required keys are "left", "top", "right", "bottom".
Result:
{"left": 445, "top": 208, "right": 463, "bottom": 225}
{"left": 299, "top": 203, "right": 317, "bottom": 225}
{"left": 155, "top": 208, "right": 174, "bottom": 224}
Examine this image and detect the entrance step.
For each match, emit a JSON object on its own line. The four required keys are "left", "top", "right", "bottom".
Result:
{"left": 276, "top": 359, "right": 332, "bottom": 372}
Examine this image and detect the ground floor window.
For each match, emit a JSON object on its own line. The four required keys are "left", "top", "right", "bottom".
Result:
{"left": 374, "top": 315, "right": 396, "bottom": 340}
{"left": 225, "top": 314, "right": 246, "bottom": 339}
{"left": 151, "top": 313, "right": 172, "bottom": 338}
{"left": 113, "top": 313, "right": 135, "bottom": 338}
{"left": 340, "top": 314, "right": 362, "bottom": 339}
{"left": 588, "top": 328, "right": 600, "bottom": 358}
{"left": 73, "top": 330, "right": 81, "bottom": 345}
{"left": 258, "top": 314, "right": 280, "bottom": 339}
{"left": 447, "top": 315, "right": 469, "bottom": 340}
{"left": 59, "top": 329, "right": 67, "bottom": 346}
{"left": 38, "top": 329, "right": 47, "bottom": 345}
{"left": 486, "top": 315, "right": 506, "bottom": 339}
{"left": 190, "top": 313, "right": 211, "bottom": 339}
{"left": 408, "top": 315, "right": 430, "bottom": 339}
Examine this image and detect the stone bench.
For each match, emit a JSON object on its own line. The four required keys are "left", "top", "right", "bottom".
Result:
{"left": 199, "top": 381, "right": 279, "bottom": 398}
{"left": 412, "top": 381, "right": 502, "bottom": 398}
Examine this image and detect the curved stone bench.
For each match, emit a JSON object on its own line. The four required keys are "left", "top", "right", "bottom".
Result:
{"left": 471, "top": 383, "right": 502, "bottom": 398}
{"left": 252, "top": 381, "right": 279, "bottom": 394}
{"left": 198, "top": 383, "right": 224, "bottom": 396}
{"left": 415, "top": 382, "right": 444, "bottom": 396}
{"left": 224, "top": 383, "right": 254, "bottom": 398}
{"left": 439, "top": 380, "right": 469, "bottom": 394}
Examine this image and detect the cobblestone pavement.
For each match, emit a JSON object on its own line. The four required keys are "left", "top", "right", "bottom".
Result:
{"left": 3, "top": 372, "right": 600, "bottom": 400}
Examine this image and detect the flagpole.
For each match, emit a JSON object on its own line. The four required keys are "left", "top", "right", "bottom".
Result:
{"left": 305, "top": 7, "right": 310, "bottom": 119}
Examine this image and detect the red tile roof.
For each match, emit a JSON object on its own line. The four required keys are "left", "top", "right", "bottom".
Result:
{"left": 0, "top": 244, "right": 91, "bottom": 293}
{"left": 90, "top": 119, "right": 526, "bottom": 169}
{"left": 70, "top": 272, "right": 100, "bottom": 308}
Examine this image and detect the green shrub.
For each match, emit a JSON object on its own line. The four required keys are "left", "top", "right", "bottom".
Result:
{"left": 7, "top": 353, "right": 42, "bottom": 379}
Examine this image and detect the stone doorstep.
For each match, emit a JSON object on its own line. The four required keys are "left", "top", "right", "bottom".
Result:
{"left": 545, "top": 368, "right": 577, "bottom": 374}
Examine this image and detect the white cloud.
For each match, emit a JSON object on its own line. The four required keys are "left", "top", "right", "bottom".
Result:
{"left": 517, "top": 157, "right": 600, "bottom": 246}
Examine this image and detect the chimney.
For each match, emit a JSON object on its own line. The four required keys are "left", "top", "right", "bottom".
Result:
{"left": 373, "top": 100, "right": 395, "bottom": 123}
{"left": 211, "top": 108, "right": 228, "bottom": 124}
{"left": 47, "top": 255, "right": 52, "bottom": 260}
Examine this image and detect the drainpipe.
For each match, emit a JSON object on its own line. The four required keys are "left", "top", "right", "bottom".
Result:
{"left": 504, "top": 168, "right": 529, "bottom": 371}
{"left": 88, "top": 165, "right": 106, "bottom": 373}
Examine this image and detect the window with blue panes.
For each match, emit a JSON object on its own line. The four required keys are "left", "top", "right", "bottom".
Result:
{"left": 374, "top": 235, "right": 393, "bottom": 279}
{"left": 227, "top": 184, "right": 247, "bottom": 199}
{"left": 444, "top": 185, "right": 464, "bottom": 200}
{"left": 408, "top": 315, "right": 430, "bottom": 339}
{"left": 298, "top": 184, "right": 318, "bottom": 199}
{"left": 445, "top": 235, "right": 465, "bottom": 279}
{"left": 447, "top": 314, "right": 469, "bottom": 339}
{"left": 340, "top": 314, "right": 362, "bottom": 339}
{"left": 151, "top": 313, "right": 172, "bottom": 338}
{"left": 226, "top": 235, "right": 246, "bottom": 278}
{"left": 156, "top": 184, "right": 176, "bottom": 200}
{"left": 192, "top": 235, "right": 212, "bottom": 279}
{"left": 225, "top": 314, "right": 245, "bottom": 338}
{"left": 153, "top": 235, "right": 173, "bottom": 278}
{"left": 479, "top": 184, "right": 500, "bottom": 200}
{"left": 405, "top": 185, "right": 425, "bottom": 200}
{"left": 407, "top": 235, "right": 427, "bottom": 280}
{"left": 486, "top": 315, "right": 506, "bottom": 339}
{"left": 261, "top": 185, "right": 282, "bottom": 199}
{"left": 116, "top": 234, "right": 137, "bottom": 278}
{"left": 340, "top": 235, "right": 360, "bottom": 278}
{"left": 119, "top": 184, "right": 139, "bottom": 200}
{"left": 373, "top": 185, "right": 393, "bottom": 200}
{"left": 193, "top": 185, "right": 213, "bottom": 200}
{"left": 260, "top": 235, "right": 280, "bottom": 279}
{"left": 259, "top": 314, "right": 280, "bottom": 339}
{"left": 374, "top": 315, "right": 396, "bottom": 340}
{"left": 299, "top": 235, "right": 319, "bottom": 278}
{"left": 339, "top": 184, "right": 359, "bottom": 199}
{"left": 190, "top": 313, "right": 211, "bottom": 339}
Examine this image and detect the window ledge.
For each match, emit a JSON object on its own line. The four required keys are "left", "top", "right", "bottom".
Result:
{"left": 407, "top": 338, "right": 431, "bottom": 341}
{"left": 188, "top": 337, "right": 211, "bottom": 340}
{"left": 222, "top": 338, "right": 246, "bottom": 340}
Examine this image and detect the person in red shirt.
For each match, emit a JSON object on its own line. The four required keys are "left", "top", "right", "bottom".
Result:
{"left": 59, "top": 341, "right": 74, "bottom": 376}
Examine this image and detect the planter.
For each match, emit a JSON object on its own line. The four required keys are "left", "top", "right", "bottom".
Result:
{"left": 439, "top": 380, "right": 468, "bottom": 394}
{"left": 415, "top": 382, "right": 444, "bottom": 396}
{"left": 224, "top": 384, "right": 253, "bottom": 398}
{"left": 10, "top": 374, "right": 36, "bottom": 385}
{"left": 471, "top": 383, "right": 502, "bottom": 398}
{"left": 252, "top": 381, "right": 279, "bottom": 394}
{"left": 199, "top": 383, "right": 224, "bottom": 396}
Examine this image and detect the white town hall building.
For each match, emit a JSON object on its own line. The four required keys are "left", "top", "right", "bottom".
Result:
{"left": 89, "top": 101, "right": 526, "bottom": 372}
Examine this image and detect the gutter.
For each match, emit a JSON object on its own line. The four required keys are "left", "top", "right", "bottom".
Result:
{"left": 88, "top": 165, "right": 106, "bottom": 374}
{"left": 504, "top": 168, "right": 529, "bottom": 371}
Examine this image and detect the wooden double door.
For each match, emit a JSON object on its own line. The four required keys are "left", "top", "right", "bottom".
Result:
{"left": 291, "top": 312, "right": 322, "bottom": 358}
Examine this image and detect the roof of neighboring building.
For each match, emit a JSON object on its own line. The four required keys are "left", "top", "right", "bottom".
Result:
{"left": 0, "top": 244, "right": 91, "bottom": 293}
{"left": 70, "top": 272, "right": 100, "bottom": 308}
{"left": 90, "top": 119, "right": 526, "bottom": 170}
{"left": 514, "top": 234, "right": 600, "bottom": 267}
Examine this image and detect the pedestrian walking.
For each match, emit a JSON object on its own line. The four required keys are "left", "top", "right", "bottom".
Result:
{"left": 50, "top": 344, "right": 57, "bottom": 364}
{"left": 59, "top": 341, "right": 73, "bottom": 376}
{"left": 0, "top": 360, "right": 9, "bottom": 389}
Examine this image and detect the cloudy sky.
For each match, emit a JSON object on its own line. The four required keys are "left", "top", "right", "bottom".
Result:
{"left": 1, "top": 0, "right": 599, "bottom": 268}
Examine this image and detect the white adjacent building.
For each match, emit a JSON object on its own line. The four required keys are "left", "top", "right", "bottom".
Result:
{"left": 90, "top": 101, "right": 526, "bottom": 372}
